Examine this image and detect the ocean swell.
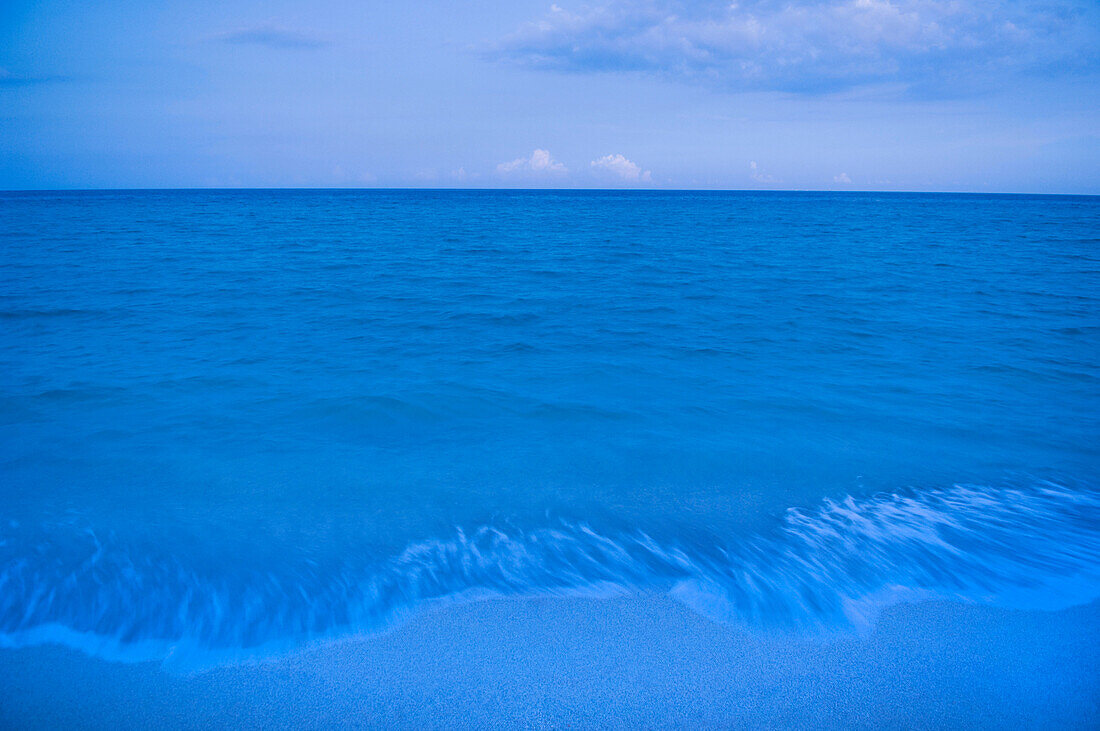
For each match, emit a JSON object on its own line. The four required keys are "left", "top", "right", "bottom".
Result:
{"left": 1, "top": 481, "right": 1098, "bottom": 670}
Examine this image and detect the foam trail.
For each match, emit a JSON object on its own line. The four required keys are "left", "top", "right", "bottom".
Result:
{"left": 1, "top": 482, "right": 1098, "bottom": 669}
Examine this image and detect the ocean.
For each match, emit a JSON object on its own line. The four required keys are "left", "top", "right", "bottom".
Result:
{"left": 1, "top": 189, "right": 1098, "bottom": 670}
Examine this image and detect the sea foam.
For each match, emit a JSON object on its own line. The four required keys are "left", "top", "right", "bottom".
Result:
{"left": 1, "top": 481, "right": 1097, "bottom": 669}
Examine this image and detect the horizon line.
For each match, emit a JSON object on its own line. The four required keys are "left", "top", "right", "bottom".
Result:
{"left": 2, "top": 187, "right": 1098, "bottom": 198}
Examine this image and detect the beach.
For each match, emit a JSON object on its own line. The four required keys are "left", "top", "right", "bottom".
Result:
{"left": 2, "top": 595, "right": 1097, "bottom": 728}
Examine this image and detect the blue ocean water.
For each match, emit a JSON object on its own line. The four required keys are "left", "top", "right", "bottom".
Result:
{"left": 1, "top": 189, "right": 1098, "bottom": 667}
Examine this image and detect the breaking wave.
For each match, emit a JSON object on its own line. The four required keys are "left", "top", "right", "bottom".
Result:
{"left": 1, "top": 481, "right": 1098, "bottom": 670}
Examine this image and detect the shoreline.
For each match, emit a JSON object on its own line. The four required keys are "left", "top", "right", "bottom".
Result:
{"left": 2, "top": 594, "right": 1097, "bottom": 728}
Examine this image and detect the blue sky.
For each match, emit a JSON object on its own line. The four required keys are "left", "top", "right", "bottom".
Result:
{"left": 1, "top": 0, "right": 1098, "bottom": 192}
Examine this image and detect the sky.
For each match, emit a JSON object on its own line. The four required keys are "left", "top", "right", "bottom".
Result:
{"left": 1, "top": 0, "right": 1098, "bottom": 192}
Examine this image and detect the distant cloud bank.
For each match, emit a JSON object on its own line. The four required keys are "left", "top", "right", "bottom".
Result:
{"left": 0, "top": 68, "right": 69, "bottom": 86}
{"left": 488, "top": 0, "right": 1100, "bottom": 95}
{"left": 493, "top": 149, "right": 657, "bottom": 186}
{"left": 214, "top": 24, "right": 330, "bottom": 50}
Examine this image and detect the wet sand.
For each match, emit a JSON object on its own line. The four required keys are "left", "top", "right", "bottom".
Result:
{"left": 1, "top": 595, "right": 1097, "bottom": 729}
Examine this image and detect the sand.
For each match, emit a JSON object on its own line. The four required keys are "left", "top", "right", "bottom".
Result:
{"left": 1, "top": 595, "right": 1097, "bottom": 729}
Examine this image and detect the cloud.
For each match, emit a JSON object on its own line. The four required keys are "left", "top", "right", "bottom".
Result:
{"left": 0, "top": 68, "right": 69, "bottom": 86}
{"left": 834, "top": 172, "right": 853, "bottom": 183}
{"left": 488, "top": 0, "right": 1100, "bottom": 95}
{"left": 590, "top": 153, "right": 652, "bottom": 182}
{"left": 497, "top": 149, "right": 568, "bottom": 175}
{"left": 215, "top": 24, "right": 330, "bottom": 50}
{"left": 750, "top": 161, "right": 777, "bottom": 184}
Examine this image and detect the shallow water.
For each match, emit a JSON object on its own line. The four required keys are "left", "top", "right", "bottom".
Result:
{"left": 1, "top": 190, "right": 1098, "bottom": 664}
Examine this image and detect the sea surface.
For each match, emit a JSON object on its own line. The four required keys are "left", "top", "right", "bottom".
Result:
{"left": 1, "top": 189, "right": 1098, "bottom": 668}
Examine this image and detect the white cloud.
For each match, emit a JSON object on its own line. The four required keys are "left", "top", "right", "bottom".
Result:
{"left": 590, "top": 153, "right": 651, "bottom": 182}
{"left": 490, "top": 0, "right": 1100, "bottom": 95}
{"left": 750, "top": 161, "right": 778, "bottom": 184}
{"left": 496, "top": 149, "right": 567, "bottom": 175}
{"left": 834, "top": 172, "right": 853, "bottom": 183}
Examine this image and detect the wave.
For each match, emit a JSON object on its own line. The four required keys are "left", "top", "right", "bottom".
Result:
{"left": 1, "top": 481, "right": 1098, "bottom": 670}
